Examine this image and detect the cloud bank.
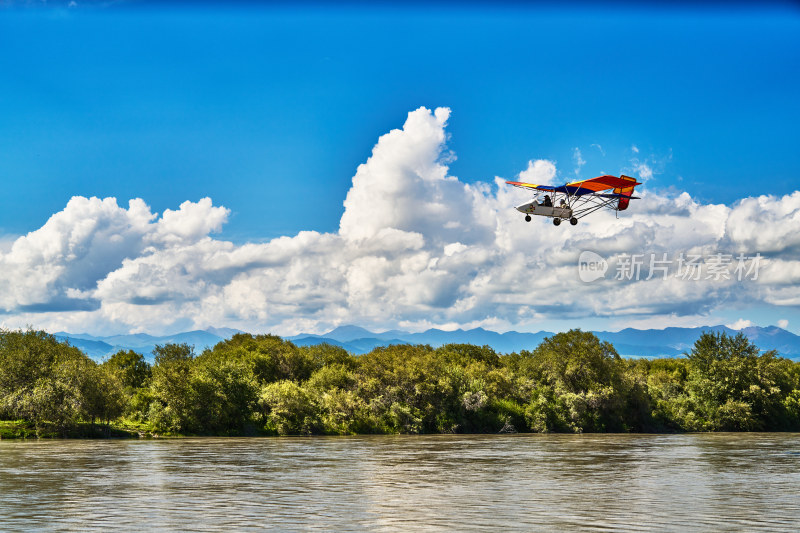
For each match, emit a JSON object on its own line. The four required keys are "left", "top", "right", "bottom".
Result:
{"left": 1, "top": 107, "right": 798, "bottom": 335}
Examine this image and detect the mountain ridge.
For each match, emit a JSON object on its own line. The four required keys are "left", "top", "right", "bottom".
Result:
{"left": 52, "top": 324, "right": 800, "bottom": 361}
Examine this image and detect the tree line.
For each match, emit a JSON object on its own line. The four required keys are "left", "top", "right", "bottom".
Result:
{"left": 1, "top": 328, "right": 799, "bottom": 437}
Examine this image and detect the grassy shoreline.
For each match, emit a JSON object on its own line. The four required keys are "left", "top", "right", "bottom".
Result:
{"left": 0, "top": 418, "right": 285, "bottom": 439}
{"left": 5, "top": 418, "right": 800, "bottom": 440}
{"left": 1, "top": 419, "right": 139, "bottom": 439}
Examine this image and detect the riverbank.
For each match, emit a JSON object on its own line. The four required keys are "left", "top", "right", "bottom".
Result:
{"left": 0, "top": 420, "right": 165, "bottom": 440}
{"left": 6, "top": 418, "right": 800, "bottom": 440}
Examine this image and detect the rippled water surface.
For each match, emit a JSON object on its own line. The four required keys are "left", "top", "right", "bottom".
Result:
{"left": 1, "top": 433, "right": 799, "bottom": 531}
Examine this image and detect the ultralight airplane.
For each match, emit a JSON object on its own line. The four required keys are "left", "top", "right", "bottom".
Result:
{"left": 506, "top": 174, "right": 641, "bottom": 226}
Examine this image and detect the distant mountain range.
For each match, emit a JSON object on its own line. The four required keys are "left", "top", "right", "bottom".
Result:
{"left": 54, "top": 328, "right": 242, "bottom": 361}
{"left": 56, "top": 324, "right": 800, "bottom": 361}
{"left": 287, "top": 324, "right": 800, "bottom": 360}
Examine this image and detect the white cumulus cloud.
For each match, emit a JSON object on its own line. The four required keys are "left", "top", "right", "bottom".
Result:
{"left": 727, "top": 318, "right": 753, "bottom": 330}
{"left": 2, "top": 106, "right": 799, "bottom": 336}
{"left": 518, "top": 159, "right": 557, "bottom": 184}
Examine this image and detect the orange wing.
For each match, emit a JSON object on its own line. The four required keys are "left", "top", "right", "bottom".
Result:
{"left": 506, "top": 175, "right": 641, "bottom": 198}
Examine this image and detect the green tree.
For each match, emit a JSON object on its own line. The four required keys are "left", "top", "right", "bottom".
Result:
{"left": 102, "top": 349, "right": 151, "bottom": 420}
{"left": 637, "top": 358, "right": 690, "bottom": 430}
{"left": 516, "top": 330, "right": 634, "bottom": 432}
{"left": 103, "top": 350, "right": 151, "bottom": 389}
{"left": 190, "top": 350, "right": 259, "bottom": 434}
{"left": 81, "top": 364, "right": 126, "bottom": 425}
{"left": 0, "top": 329, "right": 116, "bottom": 432}
{"left": 685, "top": 331, "right": 799, "bottom": 431}
{"left": 148, "top": 343, "right": 195, "bottom": 432}
{"left": 14, "top": 351, "right": 91, "bottom": 431}
{"left": 306, "top": 363, "right": 358, "bottom": 393}
{"left": 0, "top": 329, "right": 64, "bottom": 419}
{"left": 207, "top": 334, "right": 313, "bottom": 384}
{"left": 259, "top": 380, "right": 318, "bottom": 435}
{"left": 355, "top": 343, "right": 513, "bottom": 434}
{"left": 300, "top": 343, "right": 357, "bottom": 372}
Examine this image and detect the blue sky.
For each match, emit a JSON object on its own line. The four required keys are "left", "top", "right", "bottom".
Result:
{"left": 2, "top": 3, "right": 798, "bottom": 241}
{"left": 1, "top": 2, "right": 799, "bottom": 336}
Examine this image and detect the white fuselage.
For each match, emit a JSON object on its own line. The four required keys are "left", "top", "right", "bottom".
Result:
{"left": 515, "top": 201, "right": 572, "bottom": 219}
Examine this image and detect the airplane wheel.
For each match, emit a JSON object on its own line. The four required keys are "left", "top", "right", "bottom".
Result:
{"left": 570, "top": 217, "right": 578, "bottom": 225}
{"left": 553, "top": 218, "right": 561, "bottom": 226}
{"left": 525, "top": 215, "right": 531, "bottom": 222}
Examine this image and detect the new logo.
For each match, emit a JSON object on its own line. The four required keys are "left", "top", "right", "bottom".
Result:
{"left": 578, "top": 251, "right": 608, "bottom": 282}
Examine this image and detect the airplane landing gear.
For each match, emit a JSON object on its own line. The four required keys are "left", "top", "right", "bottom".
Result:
{"left": 525, "top": 215, "right": 531, "bottom": 222}
{"left": 553, "top": 218, "right": 561, "bottom": 226}
{"left": 570, "top": 217, "right": 578, "bottom": 225}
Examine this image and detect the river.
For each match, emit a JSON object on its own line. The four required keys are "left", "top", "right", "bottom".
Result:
{"left": 1, "top": 433, "right": 798, "bottom": 531}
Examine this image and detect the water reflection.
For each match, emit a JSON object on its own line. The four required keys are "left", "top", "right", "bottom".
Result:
{"left": 1, "top": 434, "right": 798, "bottom": 531}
